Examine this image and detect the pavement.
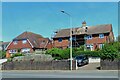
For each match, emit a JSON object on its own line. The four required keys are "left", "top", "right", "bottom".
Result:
{"left": 0, "top": 59, "right": 7, "bottom": 64}
{"left": 78, "top": 62, "right": 100, "bottom": 70}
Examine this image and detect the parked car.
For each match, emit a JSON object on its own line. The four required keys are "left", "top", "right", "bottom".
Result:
{"left": 75, "top": 55, "right": 89, "bottom": 67}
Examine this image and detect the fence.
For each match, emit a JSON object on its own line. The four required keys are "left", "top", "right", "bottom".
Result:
{"left": 2, "top": 60, "right": 77, "bottom": 70}
{"left": 100, "top": 59, "right": 120, "bottom": 70}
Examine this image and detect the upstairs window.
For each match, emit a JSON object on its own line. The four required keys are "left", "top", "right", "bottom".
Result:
{"left": 99, "top": 34, "right": 104, "bottom": 38}
{"left": 87, "top": 35, "right": 92, "bottom": 40}
{"left": 21, "top": 48, "right": 30, "bottom": 53}
{"left": 41, "top": 40, "right": 45, "bottom": 44}
{"left": 58, "top": 38, "right": 62, "bottom": 42}
{"left": 13, "top": 41, "right": 18, "bottom": 45}
{"left": 22, "top": 40, "right": 27, "bottom": 44}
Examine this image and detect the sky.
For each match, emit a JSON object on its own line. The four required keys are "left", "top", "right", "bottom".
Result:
{"left": 2, "top": 2, "right": 118, "bottom": 41}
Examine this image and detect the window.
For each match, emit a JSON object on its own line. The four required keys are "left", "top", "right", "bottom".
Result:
{"left": 58, "top": 38, "right": 62, "bottom": 42}
{"left": 41, "top": 40, "right": 45, "bottom": 44}
{"left": 86, "top": 35, "right": 92, "bottom": 40}
{"left": 22, "top": 40, "right": 27, "bottom": 44}
{"left": 9, "top": 50, "right": 17, "bottom": 53}
{"left": 13, "top": 41, "right": 18, "bottom": 45}
{"left": 99, "top": 44, "right": 104, "bottom": 49}
{"left": 21, "top": 48, "right": 30, "bottom": 53}
{"left": 86, "top": 44, "right": 93, "bottom": 51}
{"left": 99, "top": 34, "right": 104, "bottom": 38}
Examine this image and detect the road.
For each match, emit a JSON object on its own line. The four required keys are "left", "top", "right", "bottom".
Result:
{"left": 1, "top": 70, "right": 118, "bottom": 78}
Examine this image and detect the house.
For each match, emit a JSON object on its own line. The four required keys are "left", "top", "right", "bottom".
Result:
{"left": 6, "top": 31, "right": 53, "bottom": 58}
{"left": 0, "top": 41, "right": 3, "bottom": 51}
{"left": 52, "top": 21, "right": 114, "bottom": 51}
{"left": 0, "top": 41, "right": 10, "bottom": 51}
{"left": 2, "top": 42, "right": 10, "bottom": 51}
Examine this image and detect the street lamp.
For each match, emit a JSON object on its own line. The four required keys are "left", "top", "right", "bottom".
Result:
{"left": 61, "top": 10, "right": 73, "bottom": 70}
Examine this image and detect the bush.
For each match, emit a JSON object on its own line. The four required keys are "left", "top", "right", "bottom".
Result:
{"left": 45, "top": 48, "right": 63, "bottom": 60}
{"left": 45, "top": 47, "right": 100, "bottom": 60}
{"left": 0, "top": 51, "right": 6, "bottom": 59}
{"left": 11, "top": 53, "right": 25, "bottom": 58}
{"left": 61, "top": 48, "right": 70, "bottom": 59}
{"left": 100, "top": 42, "right": 120, "bottom": 60}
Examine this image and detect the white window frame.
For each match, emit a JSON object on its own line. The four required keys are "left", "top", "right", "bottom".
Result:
{"left": 86, "top": 44, "right": 93, "bottom": 51}
{"left": 22, "top": 40, "right": 27, "bottom": 44}
{"left": 21, "top": 48, "right": 30, "bottom": 53}
{"left": 9, "top": 49, "right": 17, "bottom": 53}
{"left": 99, "top": 34, "right": 104, "bottom": 38}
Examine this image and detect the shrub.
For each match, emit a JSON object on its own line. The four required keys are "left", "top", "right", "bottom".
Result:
{"left": 61, "top": 48, "right": 70, "bottom": 59}
{"left": 11, "top": 53, "right": 25, "bottom": 58}
{"left": 46, "top": 48, "right": 63, "bottom": 60}
{"left": 100, "top": 42, "right": 120, "bottom": 60}
{"left": 0, "top": 51, "right": 6, "bottom": 59}
{"left": 45, "top": 47, "right": 100, "bottom": 60}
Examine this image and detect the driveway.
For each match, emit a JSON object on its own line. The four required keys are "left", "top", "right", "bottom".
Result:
{"left": 78, "top": 62, "right": 100, "bottom": 70}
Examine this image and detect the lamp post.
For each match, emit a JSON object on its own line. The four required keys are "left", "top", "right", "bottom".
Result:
{"left": 61, "top": 10, "right": 73, "bottom": 70}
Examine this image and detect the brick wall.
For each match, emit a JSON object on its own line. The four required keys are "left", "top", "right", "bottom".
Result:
{"left": 7, "top": 40, "right": 32, "bottom": 50}
{"left": 53, "top": 38, "right": 69, "bottom": 49}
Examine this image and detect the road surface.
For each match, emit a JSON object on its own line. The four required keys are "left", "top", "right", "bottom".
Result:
{"left": 1, "top": 70, "right": 118, "bottom": 78}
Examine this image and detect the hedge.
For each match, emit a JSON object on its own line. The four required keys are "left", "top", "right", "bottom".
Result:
{"left": 45, "top": 48, "right": 100, "bottom": 60}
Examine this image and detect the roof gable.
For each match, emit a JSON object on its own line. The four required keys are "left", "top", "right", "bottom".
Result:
{"left": 13, "top": 31, "right": 43, "bottom": 48}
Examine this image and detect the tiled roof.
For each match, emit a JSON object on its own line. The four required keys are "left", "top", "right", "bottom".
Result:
{"left": 53, "top": 24, "right": 112, "bottom": 38}
{"left": 2, "top": 42, "right": 10, "bottom": 45}
{"left": 14, "top": 31, "right": 43, "bottom": 48}
{"left": 38, "top": 38, "right": 50, "bottom": 48}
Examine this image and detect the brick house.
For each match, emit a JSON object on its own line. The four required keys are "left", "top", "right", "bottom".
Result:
{"left": 52, "top": 22, "right": 114, "bottom": 51}
{"left": 6, "top": 31, "right": 53, "bottom": 58}
{"left": 0, "top": 41, "right": 10, "bottom": 51}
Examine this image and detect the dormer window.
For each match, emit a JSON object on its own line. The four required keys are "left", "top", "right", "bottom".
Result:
{"left": 58, "top": 38, "right": 62, "bottom": 42}
{"left": 87, "top": 35, "right": 92, "bottom": 39}
{"left": 41, "top": 40, "right": 45, "bottom": 44}
{"left": 22, "top": 40, "right": 27, "bottom": 44}
{"left": 99, "top": 34, "right": 104, "bottom": 38}
{"left": 13, "top": 41, "right": 18, "bottom": 45}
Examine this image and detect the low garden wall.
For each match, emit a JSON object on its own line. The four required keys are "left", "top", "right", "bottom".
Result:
{"left": 89, "top": 57, "right": 100, "bottom": 63}
{"left": 2, "top": 60, "right": 77, "bottom": 70}
{"left": 100, "top": 59, "right": 120, "bottom": 70}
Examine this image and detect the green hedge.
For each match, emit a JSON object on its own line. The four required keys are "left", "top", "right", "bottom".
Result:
{"left": 45, "top": 48, "right": 100, "bottom": 60}
{"left": 73, "top": 51, "right": 100, "bottom": 57}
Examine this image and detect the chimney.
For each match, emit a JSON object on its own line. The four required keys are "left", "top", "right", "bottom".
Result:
{"left": 82, "top": 21, "right": 86, "bottom": 27}
{"left": 82, "top": 21, "right": 88, "bottom": 32}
